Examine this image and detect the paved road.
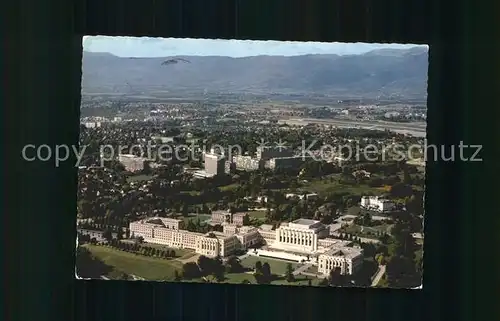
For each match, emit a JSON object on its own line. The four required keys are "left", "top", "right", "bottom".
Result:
{"left": 279, "top": 118, "right": 426, "bottom": 136}
{"left": 371, "top": 265, "right": 386, "bottom": 287}
{"left": 237, "top": 252, "right": 252, "bottom": 261}
{"left": 293, "top": 263, "right": 313, "bottom": 276}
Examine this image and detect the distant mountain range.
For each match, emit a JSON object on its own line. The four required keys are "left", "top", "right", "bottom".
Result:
{"left": 81, "top": 47, "right": 428, "bottom": 99}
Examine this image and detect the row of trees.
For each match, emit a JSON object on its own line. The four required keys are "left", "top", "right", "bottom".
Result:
{"left": 78, "top": 234, "right": 177, "bottom": 259}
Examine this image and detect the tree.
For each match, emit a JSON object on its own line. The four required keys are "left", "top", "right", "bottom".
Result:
{"left": 285, "top": 263, "right": 295, "bottom": 282}
{"left": 212, "top": 256, "right": 225, "bottom": 281}
{"left": 261, "top": 262, "right": 271, "bottom": 281}
{"left": 362, "top": 243, "right": 377, "bottom": 258}
{"left": 197, "top": 255, "right": 213, "bottom": 276}
{"left": 255, "top": 261, "right": 263, "bottom": 273}
{"left": 253, "top": 260, "right": 271, "bottom": 284}
{"left": 225, "top": 255, "right": 243, "bottom": 273}
{"left": 182, "top": 204, "right": 189, "bottom": 217}
{"left": 182, "top": 262, "right": 201, "bottom": 279}
{"left": 375, "top": 253, "right": 387, "bottom": 265}
{"left": 403, "top": 166, "right": 412, "bottom": 184}
{"left": 102, "top": 228, "right": 113, "bottom": 242}
{"left": 242, "top": 214, "right": 251, "bottom": 226}
{"left": 328, "top": 267, "right": 343, "bottom": 286}
{"left": 390, "top": 182, "right": 413, "bottom": 198}
{"left": 75, "top": 246, "right": 115, "bottom": 279}
{"left": 406, "top": 194, "right": 424, "bottom": 215}
{"left": 385, "top": 255, "right": 418, "bottom": 288}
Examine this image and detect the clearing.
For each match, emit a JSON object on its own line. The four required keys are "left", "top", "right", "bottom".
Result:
{"left": 83, "top": 244, "right": 182, "bottom": 281}
{"left": 299, "top": 178, "right": 385, "bottom": 196}
{"left": 240, "top": 255, "right": 298, "bottom": 276}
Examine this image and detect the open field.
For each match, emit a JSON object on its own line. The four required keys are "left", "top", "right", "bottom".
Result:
{"left": 299, "top": 178, "right": 385, "bottom": 196}
{"left": 181, "top": 214, "right": 211, "bottom": 224}
{"left": 177, "top": 252, "right": 199, "bottom": 263}
{"left": 278, "top": 118, "right": 426, "bottom": 133}
{"left": 180, "top": 190, "right": 201, "bottom": 196}
{"left": 224, "top": 272, "right": 255, "bottom": 284}
{"left": 82, "top": 244, "right": 182, "bottom": 281}
{"left": 188, "top": 273, "right": 322, "bottom": 286}
{"left": 240, "top": 256, "right": 298, "bottom": 275}
{"left": 126, "top": 174, "right": 155, "bottom": 183}
{"left": 247, "top": 210, "right": 267, "bottom": 219}
{"left": 219, "top": 183, "right": 240, "bottom": 192}
{"left": 82, "top": 245, "right": 323, "bottom": 285}
{"left": 341, "top": 223, "right": 393, "bottom": 236}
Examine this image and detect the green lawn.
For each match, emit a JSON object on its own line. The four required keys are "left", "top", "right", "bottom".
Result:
{"left": 219, "top": 273, "right": 323, "bottom": 286}
{"left": 305, "top": 265, "right": 318, "bottom": 274}
{"left": 223, "top": 272, "right": 255, "bottom": 284}
{"left": 341, "top": 223, "right": 393, "bottom": 237}
{"left": 347, "top": 206, "right": 362, "bottom": 216}
{"left": 219, "top": 183, "right": 240, "bottom": 192}
{"left": 240, "top": 256, "right": 297, "bottom": 275}
{"left": 126, "top": 174, "right": 155, "bottom": 183}
{"left": 181, "top": 214, "right": 211, "bottom": 224}
{"left": 299, "top": 178, "right": 384, "bottom": 196}
{"left": 180, "top": 190, "right": 201, "bottom": 196}
{"left": 248, "top": 210, "right": 267, "bottom": 219}
{"left": 178, "top": 252, "right": 197, "bottom": 260}
{"left": 83, "top": 244, "right": 182, "bottom": 281}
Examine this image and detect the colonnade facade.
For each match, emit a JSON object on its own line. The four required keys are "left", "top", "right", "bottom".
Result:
{"left": 275, "top": 227, "right": 318, "bottom": 252}
{"left": 318, "top": 256, "right": 349, "bottom": 275}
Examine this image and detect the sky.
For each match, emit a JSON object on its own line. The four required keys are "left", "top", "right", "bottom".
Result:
{"left": 83, "top": 36, "right": 426, "bottom": 58}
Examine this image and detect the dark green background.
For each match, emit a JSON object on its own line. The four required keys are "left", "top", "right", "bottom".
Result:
{"left": 5, "top": 0, "right": 498, "bottom": 320}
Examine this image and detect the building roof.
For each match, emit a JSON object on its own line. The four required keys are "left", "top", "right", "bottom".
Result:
{"left": 259, "top": 224, "right": 274, "bottom": 231}
{"left": 321, "top": 247, "right": 363, "bottom": 259}
{"left": 291, "top": 218, "right": 320, "bottom": 226}
{"left": 204, "top": 153, "right": 225, "bottom": 160}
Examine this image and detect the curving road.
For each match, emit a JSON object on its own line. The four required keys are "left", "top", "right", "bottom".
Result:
{"left": 371, "top": 265, "right": 387, "bottom": 286}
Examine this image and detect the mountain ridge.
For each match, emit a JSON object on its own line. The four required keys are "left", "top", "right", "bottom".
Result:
{"left": 82, "top": 47, "right": 428, "bottom": 99}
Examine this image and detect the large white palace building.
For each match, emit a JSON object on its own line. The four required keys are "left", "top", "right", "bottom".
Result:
{"left": 129, "top": 214, "right": 364, "bottom": 276}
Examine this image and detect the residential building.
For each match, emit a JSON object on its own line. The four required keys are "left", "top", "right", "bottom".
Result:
{"left": 318, "top": 247, "right": 364, "bottom": 275}
{"left": 360, "top": 196, "right": 395, "bottom": 212}
{"left": 233, "top": 155, "right": 264, "bottom": 171}
{"left": 204, "top": 152, "right": 225, "bottom": 176}
{"left": 118, "top": 154, "right": 149, "bottom": 172}
{"left": 285, "top": 193, "right": 319, "bottom": 200}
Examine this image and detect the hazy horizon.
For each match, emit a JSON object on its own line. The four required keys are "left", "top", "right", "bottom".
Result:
{"left": 83, "top": 36, "right": 427, "bottom": 58}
